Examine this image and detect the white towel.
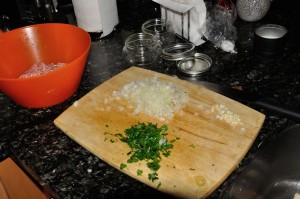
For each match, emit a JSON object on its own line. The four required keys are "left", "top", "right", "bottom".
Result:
{"left": 153, "top": 0, "right": 207, "bottom": 46}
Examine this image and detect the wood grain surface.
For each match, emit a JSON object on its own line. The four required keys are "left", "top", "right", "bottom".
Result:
{"left": 54, "top": 67, "right": 265, "bottom": 198}
{"left": 0, "top": 158, "right": 47, "bottom": 199}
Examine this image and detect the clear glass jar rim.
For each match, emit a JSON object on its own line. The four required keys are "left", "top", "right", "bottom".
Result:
{"left": 124, "top": 32, "right": 159, "bottom": 50}
{"left": 142, "top": 18, "right": 172, "bottom": 34}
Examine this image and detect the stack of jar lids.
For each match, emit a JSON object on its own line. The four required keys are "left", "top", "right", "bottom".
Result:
{"left": 177, "top": 53, "right": 212, "bottom": 76}
{"left": 161, "top": 43, "right": 212, "bottom": 76}
{"left": 161, "top": 43, "right": 196, "bottom": 61}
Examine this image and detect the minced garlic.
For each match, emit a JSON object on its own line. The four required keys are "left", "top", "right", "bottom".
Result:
{"left": 211, "top": 104, "right": 242, "bottom": 126}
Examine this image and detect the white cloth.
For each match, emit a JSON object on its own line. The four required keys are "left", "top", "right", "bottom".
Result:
{"left": 153, "top": 0, "right": 207, "bottom": 46}
{"left": 72, "top": 0, "right": 119, "bottom": 37}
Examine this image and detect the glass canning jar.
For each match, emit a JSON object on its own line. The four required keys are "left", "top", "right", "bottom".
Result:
{"left": 142, "top": 18, "right": 175, "bottom": 48}
{"left": 122, "top": 32, "right": 161, "bottom": 66}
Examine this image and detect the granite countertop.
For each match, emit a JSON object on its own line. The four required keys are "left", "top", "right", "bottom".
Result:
{"left": 1, "top": 0, "right": 300, "bottom": 198}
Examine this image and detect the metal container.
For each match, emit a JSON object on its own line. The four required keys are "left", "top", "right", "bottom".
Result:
{"left": 220, "top": 124, "right": 300, "bottom": 199}
{"left": 253, "top": 24, "right": 288, "bottom": 55}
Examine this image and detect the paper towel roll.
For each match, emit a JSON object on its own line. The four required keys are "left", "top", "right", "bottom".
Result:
{"left": 72, "top": 0, "right": 119, "bottom": 37}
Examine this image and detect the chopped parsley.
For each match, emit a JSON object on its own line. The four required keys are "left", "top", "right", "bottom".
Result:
{"left": 148, "top": 172, "right": 159, "bottom": 182}
{"left": 120, "top": 163, "right": 127, "bottom": 170}
{"left": 137, "top": 169, "right": 143, "bottom": 176}
{"left": 156, "top": 182, "right": 161, "bottom": 189}
{"left": 117, "top": 122, "right": 175, "bottom": 182}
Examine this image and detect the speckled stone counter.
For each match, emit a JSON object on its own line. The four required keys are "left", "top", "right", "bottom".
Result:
{"left": 1, "top": 0, "right": 299, "bottom": 198}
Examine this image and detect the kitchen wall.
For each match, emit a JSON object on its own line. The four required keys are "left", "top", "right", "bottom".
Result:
{"left": 117, "top": 0, "right": 161, "bottom": 31}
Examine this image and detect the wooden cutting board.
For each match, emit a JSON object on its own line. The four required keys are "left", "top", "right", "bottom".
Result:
{"left": 54, "top": 67, "right": 265, "bottom": 198}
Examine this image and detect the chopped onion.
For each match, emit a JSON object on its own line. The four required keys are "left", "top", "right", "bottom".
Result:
{"left": 119, "top": 77, "right": 189, "bottom": 121}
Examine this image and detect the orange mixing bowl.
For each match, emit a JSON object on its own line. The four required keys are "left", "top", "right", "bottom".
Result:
{"left": 0, "top": 23, "right": 91, "bottom": 108}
